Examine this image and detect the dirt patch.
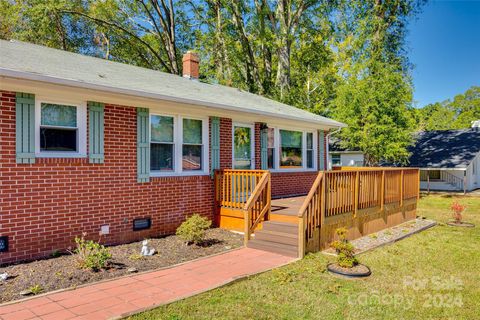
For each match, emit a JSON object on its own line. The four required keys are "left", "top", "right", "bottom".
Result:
{"left": 0, "top": 228, "right": 242, "bottom": 303}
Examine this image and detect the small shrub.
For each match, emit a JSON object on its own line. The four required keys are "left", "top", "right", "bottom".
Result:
{"left": 330, "top": 227, "right": 358, "bottom": 268}
{"left": 176, "top": 214, "right": 212, "bottom": 245}
{"left": 29, "top": 284, "right": 43, "bottom": 295}
{"left": 451, "top": 201, "right": 466, "bottom": 223}
{"left": 74, "top": 233, "right": 112, "bottom": 271}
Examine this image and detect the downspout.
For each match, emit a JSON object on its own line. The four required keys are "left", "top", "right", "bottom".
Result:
{"left": 325, "top": 127, "right": 342, "bottom": 170}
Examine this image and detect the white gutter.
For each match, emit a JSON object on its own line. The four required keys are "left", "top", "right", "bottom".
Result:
{"left": 0, "top": 68, "right": 347, "bottom": 129}
{"left": 325, "top": 127, "right": 342, "bottom": 170}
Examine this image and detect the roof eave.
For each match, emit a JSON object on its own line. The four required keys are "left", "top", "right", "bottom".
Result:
{"left": 0, "top": 68, "right": 347, "bottom": 129}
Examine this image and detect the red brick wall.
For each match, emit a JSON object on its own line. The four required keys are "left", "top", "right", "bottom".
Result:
{"left": 219, "top": 118, "right": 232, "bottom": 169}
{"left": 0, "top": 91, "right": 213, "bottom": 264}
{"left": 0, "top": 89, "right": 330, "bottom": 264}
{"left": 271, "top": 172, "right": 318, "bottom": 198}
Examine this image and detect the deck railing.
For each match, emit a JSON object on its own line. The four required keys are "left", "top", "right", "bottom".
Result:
{"left": 297, "top": 172, "right": 325, "bottom": 257}
{"left": 298, "top": 167, "right": 420, "bottom": 256}
{"left": 243, "top": 172, "right": 271, "bottom": 244}
{"left": 214, "top": 169, "right": 266, "bottom": 209}
{"left": 214, "top": 169, "right": 271, "bottom": 244}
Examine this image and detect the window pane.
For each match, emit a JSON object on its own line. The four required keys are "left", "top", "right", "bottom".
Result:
{"left": 151, "top": 115, "right": 174, "bottom": 142}
{"left": 183, "top": 119, "right": 202, "bottom": 144}
{"left": 307, "top": 132, "right": 313, "bottom": 149}
{"left": 307, "top": 150, "right": 313, "bottom": 168}
{"left": 40, "top": 128, "right": 77, "bottom": 152}
{"left": 151, "top": 143, "right": 174, "bottom": 171}
{"left": 41, "top": 103, "right": 77, "bottom": 127}
{"left": 234, "top": 126, "right": 252, "bottom": 169}
{"left": 332, "top": 154, "right": 341, "bottom": 166}
{"left": 429, "top": 170, "right": 440, "bottom": 180}
{"left": 280, "top": 130, "right": 302, "bottom": 148}
{"left": 183, "top": 145, "right": 202, "bottom": 170}
{"left": 280, "top": 147, "right": 302, "bottom": 168}
{"left": 268, "top": 148, "right": 274, "bottom": 169}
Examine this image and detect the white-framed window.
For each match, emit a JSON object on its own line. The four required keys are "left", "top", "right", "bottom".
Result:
{"left": 35, "top": 98, "right": 87, "bottom": 158}
{"left": 150, "top": 114, "right": 208, "bottom": 176}
{"left": 280, "top": 129, "right": 303, "bottom": 168}
{"left": 306, "top": 132, "right": 314, "bottom": 169}
{"left": 232, "top": 123, "right": 255, "bottom": 169}
{"left": 266, "top": 126, "right": 317, "bottom": 171}
{"left": 151, "top": 115, "right": 175, "bottom": 172}
{"left": 331, "top": 153, "right": 341, "bottom": 166}
{"left": 267, "top": 127, "right": 275, "bottom": 169}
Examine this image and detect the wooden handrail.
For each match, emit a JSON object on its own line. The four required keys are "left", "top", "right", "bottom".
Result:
{"left": 244, "top": 172, "right": 270, "bottom": 211}
{"left": 242, "top": 171, "right": 271, "bottom": 244}
{"left": 298, "top": 172, "right": 324, "bottom": 217}
{"left": 297, "top": 171, "right": 324, "bottom": 257}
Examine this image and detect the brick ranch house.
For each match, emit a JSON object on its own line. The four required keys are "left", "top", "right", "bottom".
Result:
{"left": 0, "top": 40, "right": 345, "bottom": 264}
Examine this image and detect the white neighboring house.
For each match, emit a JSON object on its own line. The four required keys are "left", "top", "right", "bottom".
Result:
{"left": 407, "top": 121, "right": 480, "bottom": 193}
{"left": 328, "top": 137, "right": 365, "bottom": 169}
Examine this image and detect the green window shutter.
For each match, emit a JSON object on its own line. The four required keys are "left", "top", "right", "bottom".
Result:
{"left": 319, "top": 130, "right": 325, "bottom": 170}
{"left": 260, "top": 128, "right": 268, "bottom": 170}
{"left": 88, "top": 101, "right": 105, "bottom": 164}
{"left": 210, "top": 117, "right": 220, "bottom": 175}
{"left": 15, "top": 92, "right": 35, "bottom": 164}
{"left": 137, "top": 108, "right": 150, "bottom": 183}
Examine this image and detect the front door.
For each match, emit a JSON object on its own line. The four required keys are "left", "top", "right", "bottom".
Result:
{"left": 232, "top": 124, "right": 255, "bottom": 202}
{"left": 233, "top": 124, "right": 254, "bottom": 169}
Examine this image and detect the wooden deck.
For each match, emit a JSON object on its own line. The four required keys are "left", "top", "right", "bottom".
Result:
{"left": 269, "top": 196, "right": 305, "bottom": 224}
{"left": 214, "top": 168, "right": 420, "bottom": 258}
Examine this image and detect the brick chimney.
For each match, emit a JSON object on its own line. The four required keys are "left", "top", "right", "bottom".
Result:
{"left": 182, "top": 51, "right": 199, "bottom": 79}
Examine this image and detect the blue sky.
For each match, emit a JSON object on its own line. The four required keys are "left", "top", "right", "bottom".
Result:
{"left": 407, "top": 0, "right": 480, "bottom": 108}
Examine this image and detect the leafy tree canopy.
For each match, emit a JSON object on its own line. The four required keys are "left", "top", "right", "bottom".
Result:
{"left": 0, "top": 0, "right": 429, "bottom": 165}
{"left": 415, "top": 86, "right": 480, "bottom": 131}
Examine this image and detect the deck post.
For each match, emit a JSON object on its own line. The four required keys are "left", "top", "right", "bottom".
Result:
{"left": 417, "top": 169, "right": 421, "bottom": 200}
{"left": 298, "top": 216, "right": 305, "bottom": 258}
{"left": 354, "top": 171, "right": 359, "bottom": 217}
{"left": 463, "top": 171, "right": 467, "bottom": 195}
{"left": 381, "top": 170, "right": 385, "bottom": 210}
{"left": 400, "top": 169, "right": 404, "bottom": 207}
{"left": 427, "top": 171, "right": 430, "bottom": 194}
{"left": 244, "top": 209, "right": 250, "bottom": 245}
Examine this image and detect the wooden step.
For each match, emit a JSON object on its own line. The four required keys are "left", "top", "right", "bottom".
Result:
{"left": 262, "top": 221, "right": 297, "bottom": 234}
{"left": 247, "top": 239, "right": 298, "bottom": 258}
{"left": 254, "top": 229, "right": 298, "bottom": 246}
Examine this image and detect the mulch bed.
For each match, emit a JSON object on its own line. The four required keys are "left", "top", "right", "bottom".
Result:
{"left": 0, "top": 228, "right": 243, "bottom": 304}
{"left": 323, "top": 218, "right": 437, "bottom": 256}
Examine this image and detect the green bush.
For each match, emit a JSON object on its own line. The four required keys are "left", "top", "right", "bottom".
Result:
{"left": 74, "top": 233, "right": 112, "bottom": 271}
{"left": 176, "top": 214, "right": 212, "bottom": 245}
{"left": 330, "top": 227, "right": 358, "bottom": 268}
{"left": 29, "top": 284, "right": 43, "bottom": 295}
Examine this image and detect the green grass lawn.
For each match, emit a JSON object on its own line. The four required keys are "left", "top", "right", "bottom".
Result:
{"left": 129, "top": 194, "right": 480, "bottom": 320}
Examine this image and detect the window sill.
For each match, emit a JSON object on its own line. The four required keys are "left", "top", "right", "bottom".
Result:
{"left": 35, "top": 152, "right": 87, "bottom": 158}
{"left": 269, "top": 168, "right": 318, "bottom": 174}
{"left": 150, "top": 171, "right": 210, "bottom": 178}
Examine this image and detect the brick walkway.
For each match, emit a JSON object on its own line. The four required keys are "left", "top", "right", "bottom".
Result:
{"left": 0, "top": 248, "right": 294, "bottom": 320}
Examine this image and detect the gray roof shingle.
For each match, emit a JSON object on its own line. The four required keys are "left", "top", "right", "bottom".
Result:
{"left": 407, "top": 129, "right": 480, "bottom": 169}
{"left": 0, "top": 40, "right": 345, "bottom": 128}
